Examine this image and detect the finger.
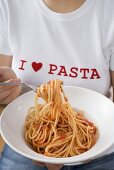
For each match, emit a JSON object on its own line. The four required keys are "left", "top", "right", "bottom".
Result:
{"left": 33, "top": 161, "right": 46, "bottom": 167}
{"left": 0, "top": 66, "right": 17, "bottom": 82}
{"left": 0, "top": 79, "right": 21, "bottom": 93}
{"left": 0, "top": 86, "right": 17, "bottom": 101}
{"left": 45, "top": 163, "right": 63, "bottom": 170}
{"left": 0, "top": 86, "right": 22, "bottom": 104}
{"left": 106, "top": 91, "right": 111, "bottom": 98}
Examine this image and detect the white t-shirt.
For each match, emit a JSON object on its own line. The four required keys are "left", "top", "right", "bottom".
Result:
{"left": 0, "top": 0, "right": 114, "bottom": 159}
{"left": 0, "top": 0, "right": 114, "bottom": 95}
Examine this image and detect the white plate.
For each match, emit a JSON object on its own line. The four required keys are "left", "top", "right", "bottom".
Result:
{"left": 0, "top": 86, "right": 114, "bottom": 165}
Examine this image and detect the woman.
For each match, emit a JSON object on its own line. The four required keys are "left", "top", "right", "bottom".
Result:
{"left": 0, "top": 0, "right": 114, "bottom": 169}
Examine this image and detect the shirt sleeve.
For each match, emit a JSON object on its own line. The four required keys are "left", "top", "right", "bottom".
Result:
{"left": 0, "top": 1, "right": 12, "bottom": 55}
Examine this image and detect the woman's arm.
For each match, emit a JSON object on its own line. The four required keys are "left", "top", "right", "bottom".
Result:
{"left": 0, "top": 54, "right": 22, "bottom": 104}
{"left": 0, "top": 54, "right": 12, "bottom": 67}
{"left": 0, "top": 54, "right": 16, "bottom": 81}
{"left": 111, "top": 71, "right": 114, "bottom": 102}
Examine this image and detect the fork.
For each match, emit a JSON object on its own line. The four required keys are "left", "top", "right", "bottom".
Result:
{"left": 0, "top": 82, "right": 39, "bottom": 92}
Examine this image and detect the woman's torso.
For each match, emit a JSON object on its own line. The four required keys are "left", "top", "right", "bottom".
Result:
{"left": 1, "top": 0, "right": 114, "bottom": 95}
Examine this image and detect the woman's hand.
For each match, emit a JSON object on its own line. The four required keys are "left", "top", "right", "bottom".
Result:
{"left": 45, "top": 163, "right": 63, "bottom": 170}
{"left": 33, "top": 161, "right": 63, "bottom": 170}
{"left": 0, "top": 66, "right": 22, "bottom": 104}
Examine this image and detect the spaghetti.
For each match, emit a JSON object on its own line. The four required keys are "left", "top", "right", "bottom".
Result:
{"left": 24, "top": 79, "right": 97, "bottom": 158}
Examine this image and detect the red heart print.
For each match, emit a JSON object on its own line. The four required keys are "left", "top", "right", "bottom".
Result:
{"left": 32, "top": 62, "right": 43, "bottom": 72}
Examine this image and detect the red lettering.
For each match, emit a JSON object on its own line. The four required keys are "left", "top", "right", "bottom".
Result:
{"left": 57, "top": 66, "right": 68, "bottom": 76}
{"left": 19, "top": 60, "right": 27, "bottom": 70}
{"left": 48, "top": 64, "right": 57, "bottom": 74}
{"left": 69, "top": 67, "right": 78, "bottom": 78}
{"left": 90, "top": 69, "right": 101, "bottom": 79}
{"left": 80, "top": 68, "right": 89, "bottom": 79}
